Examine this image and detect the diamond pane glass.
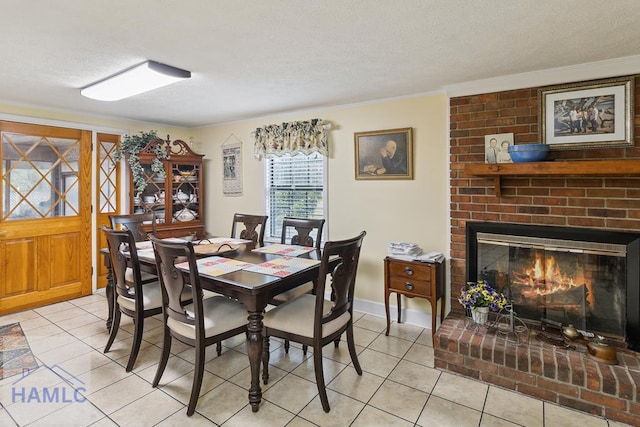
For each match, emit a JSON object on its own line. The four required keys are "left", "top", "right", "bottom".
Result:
{"left": 99, "top": 141, "right": 117, "bottom": 213}
{"left": 2, "top": 132, "right": 81, "bottom": 220}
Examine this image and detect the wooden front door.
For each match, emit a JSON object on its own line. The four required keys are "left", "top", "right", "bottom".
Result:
{"left": 0, "top": 121, "right": 92, "bottom": 314}
{"left": 95, "top": 133, "right": 120, "bottom": 289}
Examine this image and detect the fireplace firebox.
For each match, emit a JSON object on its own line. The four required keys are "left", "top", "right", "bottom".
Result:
{"left": 466, "top": 222, "right": 640, "bottom": 351}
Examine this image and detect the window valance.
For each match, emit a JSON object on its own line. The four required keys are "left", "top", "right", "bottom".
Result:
{"left": 253, "top": 119, "right": 330, "bottom": 159}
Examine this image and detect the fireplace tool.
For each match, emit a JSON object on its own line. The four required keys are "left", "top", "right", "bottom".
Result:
{"left": 492, "top": 303, "right": 529, "bottom": 345}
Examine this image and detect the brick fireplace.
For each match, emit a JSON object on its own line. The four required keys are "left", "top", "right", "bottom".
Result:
{"left": 439, "top": 74, "right": 640, "bottom": 425}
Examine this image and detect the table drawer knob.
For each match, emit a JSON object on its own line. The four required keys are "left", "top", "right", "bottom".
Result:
{"left": 404, "top": 267, "right": 413, "bottom": 276}
{"left": 404, "top": 282, "right": 414, "bottom": 291}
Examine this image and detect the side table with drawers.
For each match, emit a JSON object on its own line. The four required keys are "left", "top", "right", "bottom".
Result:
{"left": 384, "top": 256, "right": 445, "bottom": 343}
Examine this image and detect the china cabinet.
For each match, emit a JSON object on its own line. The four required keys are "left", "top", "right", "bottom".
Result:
{"left": 129, "top": 136, "right": 205, "bottom": 238}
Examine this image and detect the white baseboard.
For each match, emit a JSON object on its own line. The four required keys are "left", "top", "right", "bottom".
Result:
{"left": 353, "top": 297, "right": 439, "bottom": 330}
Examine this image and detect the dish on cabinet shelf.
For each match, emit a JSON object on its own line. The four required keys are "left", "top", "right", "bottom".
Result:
{"left": 174, "top": 208, "right": 197, "bottom": 222}
{"left": 176, "top": 189, "right": 189, "bottom": 202}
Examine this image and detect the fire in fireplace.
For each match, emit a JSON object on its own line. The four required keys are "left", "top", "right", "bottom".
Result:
{"left": 466, "top": 222, "right": 640, "bottom": 350}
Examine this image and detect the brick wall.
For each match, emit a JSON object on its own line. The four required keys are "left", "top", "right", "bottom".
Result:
{"left": 449, "top": 75, "right": 640, "bottom": 313}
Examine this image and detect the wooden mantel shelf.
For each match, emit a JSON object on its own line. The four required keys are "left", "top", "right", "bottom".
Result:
{"left": 463, "top": 159, "right": 640, "bottom": 196}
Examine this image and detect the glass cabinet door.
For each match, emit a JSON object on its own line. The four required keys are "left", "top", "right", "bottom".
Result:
{"left": 133, "top": 164, "right": 167, "bottom": 223}
{"left": 170, "top": 163, "right": 200, "bottom": 224}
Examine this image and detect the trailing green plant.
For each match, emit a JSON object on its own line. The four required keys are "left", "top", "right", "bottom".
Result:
{"left": 114, "top": 130, "right": 168, "bottom": 193}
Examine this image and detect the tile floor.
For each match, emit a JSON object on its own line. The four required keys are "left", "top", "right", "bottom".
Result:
{"left": 0, "top": 291, "right": 631, "bottom": 427}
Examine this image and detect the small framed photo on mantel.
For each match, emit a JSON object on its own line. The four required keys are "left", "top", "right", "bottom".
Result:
{"left": 484, "top": 133, "right": 514, "bottom": 164}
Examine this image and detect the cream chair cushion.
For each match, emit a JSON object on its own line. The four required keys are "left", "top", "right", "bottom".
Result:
{"left": 117, "top": 281, "right": 163, "bottom": 311}
{"left": 125, "top": 267, "right": 157, "bottom": 284}
{"left": 269, "top": 282, "right": 314, "bottom": 305}
{"left": 117, "top": 282, "right": 191, "bottom": 312}
{"left": 168, "top": 296, "right": 247, "bottom": 340}
{"left": 263, "top": 294, "right": 350, "bottom": 338}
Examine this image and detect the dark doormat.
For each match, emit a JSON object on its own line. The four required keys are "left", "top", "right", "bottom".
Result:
{"left": 0, "top": 322, "right": 39, "bottom": 379}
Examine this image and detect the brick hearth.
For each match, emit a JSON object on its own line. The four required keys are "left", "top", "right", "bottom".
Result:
{"left": 435, "top": 313, "right": 640, "bottom": 426}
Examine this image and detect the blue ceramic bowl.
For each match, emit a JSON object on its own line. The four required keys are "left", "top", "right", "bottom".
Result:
{"left": 507, "top": 144, "right": 549, "bottom": 162}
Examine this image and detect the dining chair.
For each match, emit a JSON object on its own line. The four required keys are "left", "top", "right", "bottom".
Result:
{"left": 270, "top": 217, "right": 326, "bottom": 354}
{"left": 109, "top": 213, "right": 158, "bottom": 284}
{"left": 109, "top": 212, "right": 157, "bottom": 241}
{"left": 261, "top": 231, "right": 366, "bottom": 412}
{"left": 230, "top": 213, "right": 268, "bottom": 245}
{"left": 102, "top": 226, "right": 166, "bottom": 372}
{"left": 149, "top": 236, "right": 248, "bottom": 416}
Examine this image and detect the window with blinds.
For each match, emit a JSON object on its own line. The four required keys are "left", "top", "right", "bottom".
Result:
{"left": 265, "top": 152, "right": 326, "bottom": 241}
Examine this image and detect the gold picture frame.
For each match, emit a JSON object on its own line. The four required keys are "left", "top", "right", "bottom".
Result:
{"left": 538, "top": 76, "right": 634, "bottom": 150}
{"left": 354, "top": 127, "right": 413, "bottom": 180}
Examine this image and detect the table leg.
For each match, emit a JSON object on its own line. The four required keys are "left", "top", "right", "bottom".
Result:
{"left": 246, "top": 309, "right": 264, "bottom": 412}
{"left": 104, "top": 253, "right": 114, "bottom": 330}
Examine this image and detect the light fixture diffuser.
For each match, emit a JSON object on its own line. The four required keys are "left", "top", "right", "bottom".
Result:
{"left": 81, "top": 60, "right": 191, "bottom": 101}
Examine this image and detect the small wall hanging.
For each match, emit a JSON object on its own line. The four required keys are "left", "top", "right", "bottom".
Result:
{"left": 222, "top": 134, "right": 243, "bottom": 197}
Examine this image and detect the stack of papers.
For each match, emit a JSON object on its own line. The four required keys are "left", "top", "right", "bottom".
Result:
{"left": 387, "top": 242, "right": 444, "bottom": 263}
{"left": 387, "top": 242, "right": 422, "bottom": 256}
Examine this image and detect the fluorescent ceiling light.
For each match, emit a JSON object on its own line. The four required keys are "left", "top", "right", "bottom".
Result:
{"left": 81, "top": 60, "right": 191, "bottom": 101}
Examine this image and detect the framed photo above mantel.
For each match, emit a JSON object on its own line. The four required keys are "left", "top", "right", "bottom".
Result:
{"left": 538, "top": 76, "right": 634, "bottom": 150}
{"left": 354, "top": 127, "right": 413, "bottom": 180}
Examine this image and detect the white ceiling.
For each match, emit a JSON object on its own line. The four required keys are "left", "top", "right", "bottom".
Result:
{"left": 3, "top": 0, "right": 640, "bottom": 128}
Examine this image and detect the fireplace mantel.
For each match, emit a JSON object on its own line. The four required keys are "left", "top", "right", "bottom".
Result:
{"left": 463, "top": 159, "right": 640, "bottom": 196}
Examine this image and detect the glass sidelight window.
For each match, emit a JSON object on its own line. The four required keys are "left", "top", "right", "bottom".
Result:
{"left": 2, "top": 132, "right": 81, "bottom": 220}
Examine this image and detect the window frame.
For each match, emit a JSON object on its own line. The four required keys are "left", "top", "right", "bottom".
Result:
{"left": 263, "top": 152, "right": 328, "bottom": 243}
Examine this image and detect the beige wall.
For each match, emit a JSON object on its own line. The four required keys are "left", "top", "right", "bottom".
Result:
{"left": 0, "top": 93, "right": 450, "bottom": 326}
{"left": 196, "top": 93, "right": 450, "bottom": 320}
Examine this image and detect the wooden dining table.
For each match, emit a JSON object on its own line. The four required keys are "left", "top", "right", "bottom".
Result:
{"left": 102, "top": 238, "right": 332, "bottom": 412}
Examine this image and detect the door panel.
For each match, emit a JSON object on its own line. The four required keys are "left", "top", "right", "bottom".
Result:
{"left": 0, "top": 121, "right": 91, "bottom": 314}
{"left": 2, "top": 238, "right": 37, "bottom": 296}
{"left": 95, "top": 133, "right": 120, "bottom": 289}
{"left": 50, "top": 233, "right": 81, "bottom": 286}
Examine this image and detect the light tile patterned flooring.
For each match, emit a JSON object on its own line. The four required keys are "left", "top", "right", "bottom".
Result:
{"left": 0, "top": 291, "right": 631, "bottom": 426}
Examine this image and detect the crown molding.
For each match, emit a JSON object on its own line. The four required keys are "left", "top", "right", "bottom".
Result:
{"left": 445, "top": 55, "right": 640, "bottom": 97}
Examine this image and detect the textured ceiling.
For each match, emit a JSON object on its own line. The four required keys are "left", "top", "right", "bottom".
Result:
{"left": 2, "top": 0, "right": 640, "bottom": 127}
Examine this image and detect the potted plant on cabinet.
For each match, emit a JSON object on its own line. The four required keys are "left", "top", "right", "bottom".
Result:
{"left": 114, "top": 130, "right": 168, "bottom": 193}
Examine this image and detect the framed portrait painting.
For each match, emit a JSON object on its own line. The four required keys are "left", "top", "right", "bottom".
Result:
{"left": 538, "top": 76, "right": 634, "bottom": 150}
{"left": 354, "top": 127, "right": 413, "bottom": 180}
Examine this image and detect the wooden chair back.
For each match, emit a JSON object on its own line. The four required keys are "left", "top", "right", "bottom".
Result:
{"left": 149, "top": 236, "right": 200, "bottom": 330}
{"left": 109, "top": 213, "right": 157, "bottom": 242}
{"left": 281, "top": 217, "right": 325, "bottom": 249}
{"left": 101, "top": 226, "right": 145, "bottom": 313}
{"left": 230, "top": 213, "right": 267, "bottom": 245}
{"left": 314, "top": 231, "right": 366, "bottom": 329}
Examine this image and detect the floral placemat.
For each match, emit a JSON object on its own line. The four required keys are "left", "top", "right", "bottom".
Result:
{"left": 177, "top": 256, "right": 253, "bottom": 277}
{"left": 244, "top": 256, "right": 320, "bottom": 277}
{"left": 251, "top": 243, "right": 315, "bottom": 257}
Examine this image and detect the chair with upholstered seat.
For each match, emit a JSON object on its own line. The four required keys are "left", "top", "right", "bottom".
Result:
{"left": 109, "top": 213, "right": 158, "bottom": 285}
{"left": 261, "top": 231, "right": 366, "bottom": 412}
{"left": 270, "top": 217, "right": 326, "bottom": 354}
{"left": 230, "top": 213, "right": 267, "bottom": 245}
{"left": 149, "top": 236, "right": 248, "bottom": 416}
{"left": 102, "top": 226, "right": 165, "bottom": 372}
